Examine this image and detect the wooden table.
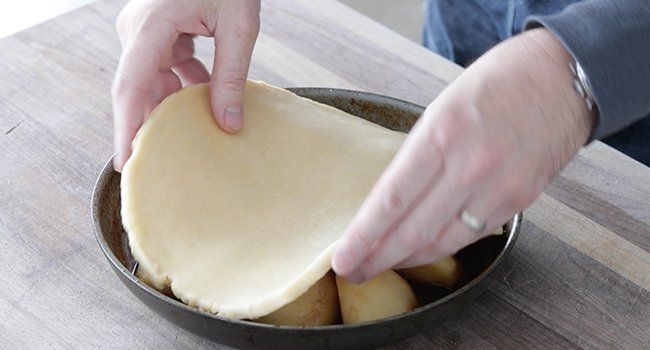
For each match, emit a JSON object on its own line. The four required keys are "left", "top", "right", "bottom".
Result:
{"left": 1, "top": 1, "right": 648, "bottom": 348}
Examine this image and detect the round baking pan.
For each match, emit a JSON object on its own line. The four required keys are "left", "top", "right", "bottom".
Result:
{"left": 92, "top": 88, "right": 521, "bottom": 350}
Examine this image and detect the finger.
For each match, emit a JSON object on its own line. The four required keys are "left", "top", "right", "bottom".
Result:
{"left": 381, "top": 140, "right": 507, "bottom": 271}
{"left": 210, "top": 4, "right": 260, "bottom": 132}
{"left": 170, "top": 34, "right": 195, "bottom": 66}
{"left": 144, "top": 70, "right": 182, "bottom": 117}
{"left": 173, "top": 58, "right": 210, "bottom": 86}
{"left": 113, "top": 88, "right": 147, "bottom": 172}
{"left": 394, "top": 195, "right": 512, "bottom": 269}
{"left": 331, "top": 116, "right": 449, "bottom": 276}
{"left": 399, "top": 216, "right": 478, "bottom": 269}
{"left": 349, "top": 167, "right": 471, "bottom": 281}
{"left": 112, "top": 25, "right": 178, "bottom": 171}
{"left": 332, "top": 106, "right": 481, "bottom": 277}
{"left": 169, "top": 34, "right": 210, "bottom": 86}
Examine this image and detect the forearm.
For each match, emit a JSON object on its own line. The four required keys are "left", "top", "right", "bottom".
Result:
{"left": 525, "top": 0, "right": 650, "bottom": 139}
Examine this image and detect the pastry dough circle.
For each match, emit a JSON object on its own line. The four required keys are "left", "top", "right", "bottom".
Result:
{"left": 121, "top": 81, "right": 406, "bottom": 319}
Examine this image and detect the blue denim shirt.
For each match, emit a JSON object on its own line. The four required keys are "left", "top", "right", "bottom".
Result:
{"left": 424, "top": 0, "right": 650, "bottom": 165}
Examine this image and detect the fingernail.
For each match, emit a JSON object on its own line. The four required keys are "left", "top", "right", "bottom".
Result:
{"left": 224, "top": 106, "right": 242, "bottom": 131}
{"left": 113, "top": 154, "right": 124, "bottom": 173}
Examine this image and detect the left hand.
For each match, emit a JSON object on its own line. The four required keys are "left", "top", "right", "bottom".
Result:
{"left": 111, "top": 0, "right": 260, "bottom": 172}
{"left": 332, "top": 28, "right": 595, "bottom": 283}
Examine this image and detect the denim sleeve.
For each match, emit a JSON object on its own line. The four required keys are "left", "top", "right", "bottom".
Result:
{"left": 524, "top": 0, "right": 650, "bottom": 140}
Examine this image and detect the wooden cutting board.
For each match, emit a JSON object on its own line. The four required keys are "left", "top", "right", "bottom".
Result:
{"left": 0, "top": 0, "right": 648, "bottom": 348}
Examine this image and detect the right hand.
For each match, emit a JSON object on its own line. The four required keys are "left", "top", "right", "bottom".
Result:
{"left": 332, "top": 28, "right": 594, "bottom": 283}
{"left": 111, "top": 0, "right": 261, "bottom": 171}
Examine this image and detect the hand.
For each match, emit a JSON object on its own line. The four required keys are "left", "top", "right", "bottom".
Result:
{"left": 332, "top": 28, "right": 595, "bottom": 283}
{"left": 111, "top": 0, "right": 260, "bottom": 171}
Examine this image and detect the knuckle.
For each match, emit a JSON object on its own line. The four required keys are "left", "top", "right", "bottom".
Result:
{"left": 429, "top": 122, "right": 455, "bottom": 155}
{"left": 115, "top": 0, "right": 137, "bottom": 37}
{"left": 111, "top": 73, "right": 128, "bottom": 97}
{"left": 423, "top": 109, "right": 471, "bottom": 156}
{"left": 351, "top": 230, "right": 373, "bottom": 252}
{"left": 116, "top": 0, "right": 160, "bottom": 41}
{"left": 379, "top": 186, "right": 406, "bottom": 214}
{"left": 130, "top": 0, "right": 170, "bottom": 36}
{"left": 421, "top": 127, "right": 446, "bottom": 160}
{"left": 111, "top": 70, "right": 144, "bottom": 97}
{"left": 139, "top": 11, "right": 162, "bottom": 34}
{"left": 235, "top": 15, "right": 260, "bottom": 39}
{"left": 460, "top": 146, "right": 503, "bottom": 188}
{"left": 220, "top": 74, "right": 247, "bottom": 93}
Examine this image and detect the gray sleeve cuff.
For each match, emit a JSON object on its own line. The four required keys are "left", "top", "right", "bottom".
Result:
{"left": 523, "top": 0, "right": 650, "bottom": 140}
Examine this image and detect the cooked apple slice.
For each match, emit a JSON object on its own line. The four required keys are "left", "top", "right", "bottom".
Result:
{"left": 255, "top": 271, "right": 339, "bottom": 326}
{"left": 396, "top": 226, "right": 502, "bottom": 288}
{"left": 396, "top": 256, "right": 461, "bottom": 288}
{"left": 336, "top": 270, "right": 418, "bottom": 324}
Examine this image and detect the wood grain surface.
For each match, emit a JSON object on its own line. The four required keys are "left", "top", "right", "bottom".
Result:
{"left": 0, "top": 0, "right": 648, "bottom": 349}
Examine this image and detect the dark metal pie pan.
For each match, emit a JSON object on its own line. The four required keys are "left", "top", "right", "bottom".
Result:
{"left": 92, "top": 88, "right": 521, "bottom": 350}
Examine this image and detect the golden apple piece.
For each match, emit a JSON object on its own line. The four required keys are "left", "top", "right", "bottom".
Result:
{"left": 255, "top": 271, "right": 340, "bottom": 327}
{"left": 336, "top": 270, "right": 418, "bottom": 325}
{"left": 492, "top": 226, "right": 504, "bottom": 235}
{"left": 396, "top": 256, "right": 461, "bottom": 288}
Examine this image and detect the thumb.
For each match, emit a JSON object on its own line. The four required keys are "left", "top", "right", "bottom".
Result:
{"left": 210, "top": 6, "right": 259, "bottom": 133}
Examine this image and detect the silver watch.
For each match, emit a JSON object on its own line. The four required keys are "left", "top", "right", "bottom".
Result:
{"left": 570, "top": 61, "right": 596, "bottom": 111}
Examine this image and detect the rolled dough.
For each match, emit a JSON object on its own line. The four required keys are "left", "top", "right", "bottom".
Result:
{"left": 121, "top": 81, "right": 406, "bottom": 319}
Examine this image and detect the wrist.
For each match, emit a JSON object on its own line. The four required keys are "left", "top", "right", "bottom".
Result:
{"left": 521, "top": 28, "right": 596, "bottom": 145}
{"left": 440, "top": 27, "right": 597, "bottom": 177}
